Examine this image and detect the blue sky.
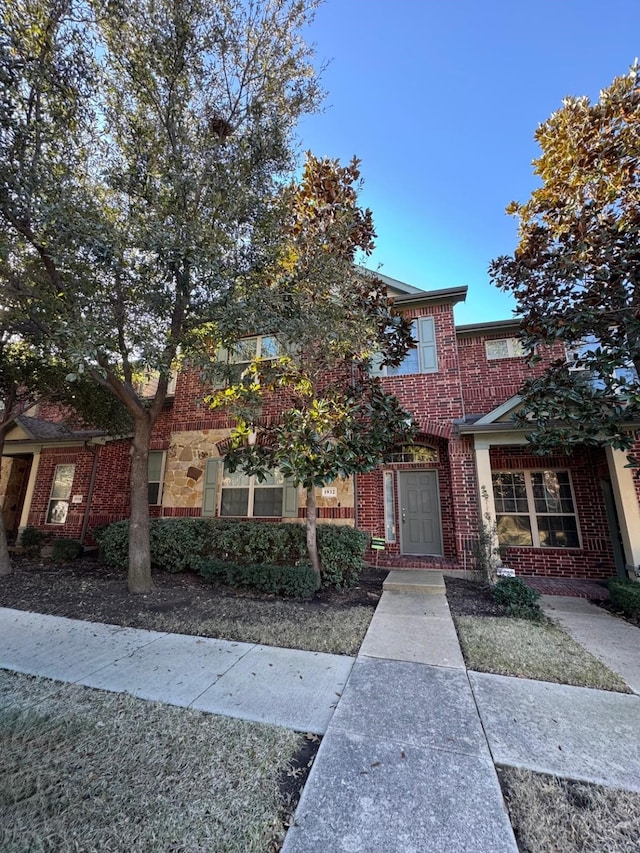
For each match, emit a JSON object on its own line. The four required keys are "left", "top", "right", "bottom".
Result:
{"left": 298, "top": 0, "right": 640, "bottom": 324}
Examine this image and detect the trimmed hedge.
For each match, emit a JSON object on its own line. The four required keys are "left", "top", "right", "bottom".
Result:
{"left": 608, "top": 578, "right": 640, "bottom": 621}
{"left": 198, "top": 558, "right": 318, "bottom": 598}
{"left": 94, "top": 518, "right": 367, "bottom": 591}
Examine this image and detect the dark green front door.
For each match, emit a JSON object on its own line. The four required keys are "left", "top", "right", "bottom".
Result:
{"left": 398, "top": 470, "right": 443, "bottom": 556}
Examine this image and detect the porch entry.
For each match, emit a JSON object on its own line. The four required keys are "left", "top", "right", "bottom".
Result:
{"left": 398, "top": 470, "right": 443, "bottom": 556}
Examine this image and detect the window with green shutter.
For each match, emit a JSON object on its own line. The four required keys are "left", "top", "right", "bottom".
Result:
{"left": 219, "top": 462, "right": 298, "bottom": 518}
{"left": 381, "top": 317, "right": 438, "bottom": 376}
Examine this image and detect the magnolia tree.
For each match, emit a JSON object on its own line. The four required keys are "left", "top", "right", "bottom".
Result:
{"left": 489, "top": 64, "right": 640, "bottom": 459}
{"left": 0, "top": 0, "right": 322, "bottom": 591}
{"left": 210, "top": 154, "right": 416, "bottom": 589}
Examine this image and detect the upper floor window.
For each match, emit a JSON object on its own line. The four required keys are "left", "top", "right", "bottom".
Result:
{"left": 373, "top": 317, "right": 438, "bottom": 377}
{"left": 485, "top": 338, "right": 524, "bottom": 360}
{"left": 565, "top": 336, "right": 637, "bottom": 390}
{"left": 222, "top": 335, "right": 282, "bottom": 365}
{"left": 492, "top": 470, "right": 580, "bottom": 549}
{"left": 46, "top": 464, "right": 75, "bottom": 524}
{"left": 135, "top": 370, "right": 177, "bottom": 398}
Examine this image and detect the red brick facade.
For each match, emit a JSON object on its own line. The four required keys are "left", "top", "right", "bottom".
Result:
{"left": 4, "top": 280, "right": 638, "bottom": 580}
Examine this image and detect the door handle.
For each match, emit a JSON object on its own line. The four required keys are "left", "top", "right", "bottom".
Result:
{"left": 402, "top": 507, "right": 406, "bottom": 524}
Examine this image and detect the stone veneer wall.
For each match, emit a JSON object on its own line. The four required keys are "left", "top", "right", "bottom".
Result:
{"left": 162, "top": 429, "right": 355, "bottom": 522}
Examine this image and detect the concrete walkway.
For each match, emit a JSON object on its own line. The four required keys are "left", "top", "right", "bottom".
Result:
{"left": 283, "top": 571, "right": 640, "bottom": 852}
{"left": 2, "top": 574, "right": 640, "bottom": 852}
{"left": 542, "top": 594, "right": 640, "bottom": 694}
{"left": 0, "top": 606, "right": 353, "bottom": 735}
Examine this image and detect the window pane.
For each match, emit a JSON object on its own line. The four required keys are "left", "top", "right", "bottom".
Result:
{"left": 51, "top": 464, "right": 75, "bottom": 500}
{"left": 383, "top": 471, "right": 396, "bottom": 543}
{"left": 531, "top": 472, "right": 575, "bottom": 514}
{"left": 222, "top": 467, "right": 250, "bottom": 487}
{"left": 220, "top": 488, "right": 249, "bottom": 516}
{"left": 148, "top": 482, "right": 160, "bottom": 505}
{"left": 388, "top": 320, "right": 420, "bottom": 375}
{"left": 496, "top": 515, "right": 533, "bottom": 547}
{"left": 47, "top": 500, "right": 69, "bottom": 524}
{"left": 486, "top": 339, "right": 510, "bottom": 360}
{"left": 257, "top": 469, "right": 285, "bottom": 486}
{"left": 260, "top": 336, "right": 281, "bottom": 359}
{"left": 537, "top": 516, "right": 579, "bottom": 548}
{"left": 492, "top": 472, "right": 528, "bottom": 513}
{"left": 253, "top": 488, "right": 283, "bottom": 517}
{"left": 148, "top": 452, "right": 163, "bottom": 482}
{"left": 231, "top": 337, "right": 257, "bottom": 363}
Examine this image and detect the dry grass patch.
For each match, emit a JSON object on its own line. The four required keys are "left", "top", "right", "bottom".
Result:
{"left": 136, "top": 599, "right": 373, "bottom": 656}
{"left": 1, "top": 671, "right": 303, "bottom": 853}
{"left": 499, "top": 766, "right": 640, "bottom": 853}
{"left": 454, "top": 616, "right": 629, "bottom": 691}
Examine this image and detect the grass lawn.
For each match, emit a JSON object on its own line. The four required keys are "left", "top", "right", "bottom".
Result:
{"left": 1, "top": 670, "right": 304, "bottom": 853}
{"left": 499, "top": 766, "right": 640, "bottom": 853}
{"left": 133, "top": 599, "right": 374, "bottom": 656}
{"left": 454, "top": 615, "right": 630, "bottom": 692}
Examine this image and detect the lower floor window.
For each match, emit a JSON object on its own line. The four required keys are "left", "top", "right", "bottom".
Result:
{"left": 47, "top": 464, "right": 75, "bottom": 524}
{"left": 220, "top": 465, "right": 285, "bottom": 517}
{"left": 148, "top": 451, "right": 165, "bottom": 506}
{"left": 492, "top": 470, "right": 580, "bottom": 548}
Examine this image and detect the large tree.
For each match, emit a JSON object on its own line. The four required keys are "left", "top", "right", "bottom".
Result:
{"left": 210, "top": 154, "right": 415, "bottom": 589}
{"left": 489, "top": 64, "right": 640, "bottom": 458}
{"left": 0, "top": 0, "right": 322, "bottom": 591}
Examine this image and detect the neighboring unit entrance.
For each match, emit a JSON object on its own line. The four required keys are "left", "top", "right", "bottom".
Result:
{"left": 398, "top": 470, "right": 443, "bottom": 556}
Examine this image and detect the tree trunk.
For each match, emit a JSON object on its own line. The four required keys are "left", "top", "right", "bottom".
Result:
{"left": 128, "top": 414, "right": 154, "bottom": 593}
{"left": 0, "top": 429, "right": 12, "bottom": 576}
{"left": 305, "top": 485, "right": 321, "bottom": 591}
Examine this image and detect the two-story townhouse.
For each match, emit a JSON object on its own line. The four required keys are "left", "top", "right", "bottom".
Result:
{"left": 2, "top": 274, "right": 640, "bottom": 581}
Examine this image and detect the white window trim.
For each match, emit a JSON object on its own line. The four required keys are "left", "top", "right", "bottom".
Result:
{"left": 222, "top": 334, "right": 282, "bottom": 365}
{"left": 493, "top": 469, "right": 582, "bottom": 549}
{"left": 220, "top": 469, "right": 285, "bottom": 518}
{"left": 485, "top": 338, "right": 524, "bottom": 360}
{"left": 46, "top": 464, "right": 75, "bottom": 525}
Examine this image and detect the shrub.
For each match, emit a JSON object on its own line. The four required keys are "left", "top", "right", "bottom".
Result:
{"left": 198, "top": 557, "right": 318, "bottom": 598}
{"left": 608, "top": 578, "right": 640, "bottom": 621}
{"left": 317, "top": 525, "right": 368, "bottom": 589}
{"left": 492, "top": 577, "right": 542, "bottom": 621}
{"left": 52, "top": 539, "right": 82, "bottom": 561}
{"left": 20, "top": 527, "right": 44, "bottom": 558}
{"left": 94, "top": 518, "right": 366, "bottom": 589}
{"left": 94, "top": 520, "right": 129, "bottom": 570}
{"left": 149, "top": 518, "right": 218, "bottom": 573}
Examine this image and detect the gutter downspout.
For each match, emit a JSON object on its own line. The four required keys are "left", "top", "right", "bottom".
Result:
{"left": 80, "top": 443, "right": 100, "bottom": 546}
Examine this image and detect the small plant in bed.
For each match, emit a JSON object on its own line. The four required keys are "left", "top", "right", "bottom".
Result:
{"left": 492, "top": 577, "right": 542, "bottom": 621}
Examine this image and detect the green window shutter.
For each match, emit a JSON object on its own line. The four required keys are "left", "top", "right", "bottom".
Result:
{"left": 202, "top": 459, "right": 221, "bottom": 517}
{"left": 418, "top": 316, "right": 438, "bottom": 373}
{"left": 282, "top": 480, "right": 299, "bottom": 518}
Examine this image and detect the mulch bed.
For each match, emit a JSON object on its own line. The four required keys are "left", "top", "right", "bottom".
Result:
{"left": 443, "top": 576, "right": 509, "bottom": 618}
{"left": 0, "top": 554, "right": 387, "bottom": 630}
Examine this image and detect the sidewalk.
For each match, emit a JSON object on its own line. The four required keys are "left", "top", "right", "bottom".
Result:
{"left": 0, "top": 606, "right": 353, "bottom": 735}
{"left": 2, "top": 575, "right": 640, "bottom": 852}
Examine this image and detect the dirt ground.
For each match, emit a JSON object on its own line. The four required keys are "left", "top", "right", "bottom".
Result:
{"left": 0, "top": 553, "right": 387, "bottom": 631}
{"left": 0, "top": 558, "right": 513, "bottom": 628}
